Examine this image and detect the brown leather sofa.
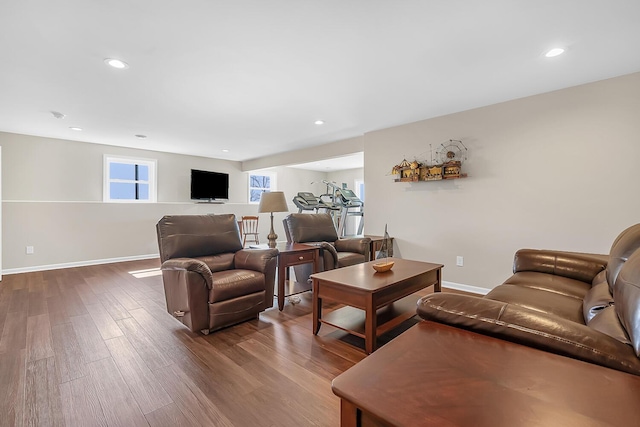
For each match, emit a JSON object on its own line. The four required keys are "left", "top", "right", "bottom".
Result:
{"left": 156, "top": 214, "right": 278, "bottom": 334}
{"left": 418, "top": 223, "right": 640, "bottom": 375}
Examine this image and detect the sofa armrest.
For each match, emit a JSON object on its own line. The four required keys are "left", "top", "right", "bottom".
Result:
{"left": 335, "top": 237, "right": 371, "bottom": 258}
{"left": 513, "top": 249, "right": 607, "bottom": 284}
{"left": 417, "top": 293, "right": 640, "bottom": 375}
{"left": 161, "top": 258, "right": 213, "bottom": 289}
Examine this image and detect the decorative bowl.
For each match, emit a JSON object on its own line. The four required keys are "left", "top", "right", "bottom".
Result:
{"left": 372, "top": 261, "right": 394, "bottom": 273}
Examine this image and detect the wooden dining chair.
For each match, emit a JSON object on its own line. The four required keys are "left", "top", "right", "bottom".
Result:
{"left": 240, "top": 216, "right": 260, "bottom": 247}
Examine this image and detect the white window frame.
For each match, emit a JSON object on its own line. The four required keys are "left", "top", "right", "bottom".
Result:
{"left": 103, "top": 155, "right": 157, "bottom": 203}
{"left": 248, "top": 171, "right": 277, "bottom": 204}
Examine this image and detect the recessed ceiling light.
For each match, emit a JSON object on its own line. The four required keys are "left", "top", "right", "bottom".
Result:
{"left": 50, "top": 111, "right": 66, "bottom": 119}
{"left": 135, "top": 134, "right": 147, "bottom": 139}
{"left": 545, "top": 48, "right": 565, "bottom": 58}
{"left": 69, "top": 127, "right": 82, "bottom": 131}
{"left": 104, "top": 58, "right": 129, "bottom": 69}
{"left": 221, "top": 149, "right": 230, "bottom": 153}
{"left": 314, "top": 120, "right": 325, "bottom": 125}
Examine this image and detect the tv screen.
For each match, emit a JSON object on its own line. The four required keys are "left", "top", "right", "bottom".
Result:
{"left": 190, "top": 169, "right": 229, "bottom": 201}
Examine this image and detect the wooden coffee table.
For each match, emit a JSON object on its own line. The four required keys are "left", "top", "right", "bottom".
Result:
{"left": 311, "top": 257, "right": 442, "bottom": 354}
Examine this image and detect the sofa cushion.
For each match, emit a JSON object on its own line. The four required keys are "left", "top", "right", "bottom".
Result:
{"left": 486, "top": 284, "right": 585, "bottom": 324}
{"left": 614, "top": 249, "right": 640, "bottom": 356}
{"left": 503, "top": 271, "right": 591, "bottom": 299}
{"left": 209, "top": 270, "right": 265, "bottom": 303}
{"left": 337, "top": 252, "right": 366, "bottom": 268}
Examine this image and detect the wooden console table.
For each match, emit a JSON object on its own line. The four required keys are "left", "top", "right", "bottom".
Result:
{"left": 332, "top": 321, "right": 640, "bottom": 426}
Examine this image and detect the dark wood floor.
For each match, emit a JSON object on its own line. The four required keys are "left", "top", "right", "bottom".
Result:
{"left": 0, "top": 259, "right": 442, "bottom": 426}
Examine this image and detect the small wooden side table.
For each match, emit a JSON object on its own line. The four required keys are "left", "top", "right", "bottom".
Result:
{"left": 275, "top": 243, "right": 321, "bottom": 311}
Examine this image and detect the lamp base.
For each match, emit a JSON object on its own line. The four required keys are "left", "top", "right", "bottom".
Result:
{"left": 268, "top": 213, "right": 278, "bottom": 248}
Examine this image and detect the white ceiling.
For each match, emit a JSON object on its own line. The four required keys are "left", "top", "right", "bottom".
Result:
{"left": 1, "top": 1, "right": 639, "bottom": 163}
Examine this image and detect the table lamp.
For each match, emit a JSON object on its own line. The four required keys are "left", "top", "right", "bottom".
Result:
{"left": 257, "top": 191, "right": 289, "bottom": 248}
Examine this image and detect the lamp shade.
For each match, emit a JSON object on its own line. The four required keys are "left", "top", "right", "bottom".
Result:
{"left": 257, "top": 191, "right": 289, "bottom": 213}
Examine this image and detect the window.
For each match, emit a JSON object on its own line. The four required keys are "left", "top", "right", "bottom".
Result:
{"left": 104, "top": 156, "right": 157, "bottom": 202}
{"left": 248, "top": 172, "right": 276, "bottom": 203}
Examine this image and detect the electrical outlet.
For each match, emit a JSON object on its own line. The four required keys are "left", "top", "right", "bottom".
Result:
{"left": 26, "top": 246, "right": 35, "bottom": 255}
{"left": 456, "top": 256, "right": 464, "bottom": 267}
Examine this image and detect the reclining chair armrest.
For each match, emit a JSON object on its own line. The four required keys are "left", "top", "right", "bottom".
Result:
{"left": 417, "top": 293, "right": 640, "bottom": 375}
{"left": 513, "top": 249, "right": 607, "bottom": 283}
{"left": 320, "top": 242, "right": 339, "bottom": 270}
{"left": 234, "top": 248, "right": 279, "bottom": 273}
{"left": 335, "top": 237, "right": 371, "bottom": 258}
{"left": 234, "top": 248, "right": 279, "bottom": 309}
{"left": 161, "top": 258, "right": 213, "bottom": 289}
{"left": 160, "top": 258, "right": 213, "bottom": 332}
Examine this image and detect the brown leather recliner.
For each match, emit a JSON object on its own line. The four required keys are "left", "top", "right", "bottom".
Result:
{"left": 156, "top": 214, "right": 278, "bottom": 334}
{"left": 282, "top": 213, "right": 371, "bottom": 283}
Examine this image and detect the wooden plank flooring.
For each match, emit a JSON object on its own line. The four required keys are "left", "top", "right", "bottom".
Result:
{"left": 0, "top": 259, "right": 445, "bottom": 426}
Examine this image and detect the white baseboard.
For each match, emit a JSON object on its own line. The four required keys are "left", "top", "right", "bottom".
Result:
{"left": 442, "top": 280, "right": 490, "bottom": 296}
{"left": 2, "top": 254, "right": 160, "bottom": 275}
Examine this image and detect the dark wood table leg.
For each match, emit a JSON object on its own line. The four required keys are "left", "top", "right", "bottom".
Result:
{"left": 365, "top": 294, "right": 377, "bottom": 354}
{"left": 312, "top": 279, "right": 322, "bottom": 334}
{"left": 435, "top": 268, "right": 442, "bottom": 292}
{"left": 340, "top": 399, "right": 358, "bottom": 427}
{"left": 277, "top": 260, "right": 286, "bottom": 310}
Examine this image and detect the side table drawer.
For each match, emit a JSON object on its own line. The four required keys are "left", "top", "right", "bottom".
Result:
{"left": 281, "top": 250, "right": 316, "bottom": 265}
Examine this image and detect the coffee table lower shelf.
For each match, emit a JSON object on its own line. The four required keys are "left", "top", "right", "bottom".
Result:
{"left": 320, "top": 294, "right": 421, "bottom": 339}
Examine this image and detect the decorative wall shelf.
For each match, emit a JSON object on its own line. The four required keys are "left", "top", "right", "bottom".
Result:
{"left": 393, "top": 162, "right": 467, "bottom": 182}
{"left": 391, "top": 139, "right": 468, "bottom": 183}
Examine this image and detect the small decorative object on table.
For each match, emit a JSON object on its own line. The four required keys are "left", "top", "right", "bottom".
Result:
{"left": 372, "top": 260, "right": 394, "bottom": 273}
{"left": 373, "top": 224, "right": 394, "bottom": 272}
{"left": 376, "top": 224, "right": 393, "bottom": 259}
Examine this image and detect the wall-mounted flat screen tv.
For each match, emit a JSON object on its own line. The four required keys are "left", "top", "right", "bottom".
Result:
{"left": 190, "top": 169, "right": 229, "bottom": 201}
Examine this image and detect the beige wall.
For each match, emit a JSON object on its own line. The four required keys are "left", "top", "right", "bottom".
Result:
{"left": 0, "top": 133, "right": 327, "bottom": 272}
{"left": 4, "top": 71, "right": 639, "bottom": 283}
{"left": 365, "top": 72, "right": 640, "bottom": 290}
